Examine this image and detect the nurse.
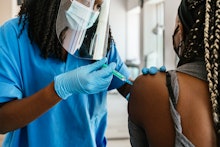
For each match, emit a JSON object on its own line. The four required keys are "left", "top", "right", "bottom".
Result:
{"left": 0, "top": 0, "right": 131, "bottom": 146}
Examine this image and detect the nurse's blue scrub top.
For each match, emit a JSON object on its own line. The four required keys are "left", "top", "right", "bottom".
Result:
{"left": 0, "top": 18, "right": 129, "bottom": 147}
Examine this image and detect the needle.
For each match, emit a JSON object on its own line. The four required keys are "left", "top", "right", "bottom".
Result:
{"left": 103, "top": 64, "right": 133, "bottom": 85}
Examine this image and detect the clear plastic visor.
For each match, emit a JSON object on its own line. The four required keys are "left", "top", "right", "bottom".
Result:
{"left": 56, "top": 0, "right": 96, "bottom": 55}
{"left": 74, "top": 0, "right": 111, "bottom": 60}
{"left": 56, "top": 0, "right": 111, "bottom": 61}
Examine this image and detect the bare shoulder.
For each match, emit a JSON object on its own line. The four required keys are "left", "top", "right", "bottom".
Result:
{"left": 128, "top": 72, "right": 168, "bottom": 123}
{"left": 129, "top": 72, "right": 167, "bottom": 101}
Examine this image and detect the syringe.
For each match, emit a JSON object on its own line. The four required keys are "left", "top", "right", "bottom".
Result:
{"left": 103, "top": 64, "right": 133, "bottom": 85}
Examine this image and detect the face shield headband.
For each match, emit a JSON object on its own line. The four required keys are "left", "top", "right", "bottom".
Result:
{"left": 56, "top": 0, "right": 99, "bottom": 55}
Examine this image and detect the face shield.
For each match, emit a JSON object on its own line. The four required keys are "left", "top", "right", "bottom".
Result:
{"left": 77, "top": 0, "right": 111, "bottom": 60}
{"left": 56, "top": 0, "right": 99, "bottom": 55}
{"left": 56, "top": 0, "right": 111, "bottom": 60}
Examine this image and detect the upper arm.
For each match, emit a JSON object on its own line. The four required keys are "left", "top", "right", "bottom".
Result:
{"left": 127, "top": 73, "right": 176, "bottom": 146}
{"left": 117, "top": 83, "right": 131, "bottom": 98}
{"left": 128, "top": 72, "right": 168, "bottom": 125}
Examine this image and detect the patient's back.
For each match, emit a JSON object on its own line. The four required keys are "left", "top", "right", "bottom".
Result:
{"left": 128, "top": 72, "right": 217, "bottom": 147}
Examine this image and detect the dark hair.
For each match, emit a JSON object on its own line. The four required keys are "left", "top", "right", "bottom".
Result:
{"left": 204, "top": 0, "right": 220, "bottom": 134}
{"left": 181, "top": 0, "right": 220, "bottom": 134}
{"left": 18, "top": 0, "right": 114, "bottom": 61}
{"left": 178, "top": 0, "right": 205, "bottom": 65}
{"left": 18, "top": 0, "right": 63, "bottom": 60}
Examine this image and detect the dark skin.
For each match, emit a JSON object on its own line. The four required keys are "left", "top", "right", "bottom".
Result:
{"left": 128, "top": 16, "right": 217, "bottom": 146}
{"left": 0, "top": 82, "right": 60, "bottom": 134}
{"left": 0, "top": 0, "right": 132, "bottom": 134}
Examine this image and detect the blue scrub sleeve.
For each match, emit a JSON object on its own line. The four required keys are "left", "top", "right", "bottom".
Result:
{"left": 107, "top": 42, "right": 130, "bottom": 90}
{"left": 0, "top": 22, "right": 23, "bottom": 103}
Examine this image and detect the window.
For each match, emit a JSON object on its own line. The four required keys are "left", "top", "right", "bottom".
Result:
{"left": 144, "top": 1, "right": 165, "bottom": 67}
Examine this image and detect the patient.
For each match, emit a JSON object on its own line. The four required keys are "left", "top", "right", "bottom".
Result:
{"left": 128, "top": 0, "right": 220, "bottom": 146}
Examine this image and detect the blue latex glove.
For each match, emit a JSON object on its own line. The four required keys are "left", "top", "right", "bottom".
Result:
{"left": 54, "top": 58, "right": 116, "bottom": 100}
{"left": 142, "top": 66, "right": 166, "bottom": 75}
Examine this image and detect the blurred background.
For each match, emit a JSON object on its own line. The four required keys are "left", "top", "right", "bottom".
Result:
{"left": 0, "top": 0, "right": 181, "bottom": 146}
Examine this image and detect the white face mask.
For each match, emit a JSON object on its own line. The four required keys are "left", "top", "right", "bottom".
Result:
{"left": 56, "top": 0, "right": 100, "bottom": 55}
{"left": 65, "top": 0, "right": 100, "bottom": 30}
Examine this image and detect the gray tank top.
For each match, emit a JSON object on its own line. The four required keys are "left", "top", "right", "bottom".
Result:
{"left": 176, "top": 60, "right": 207, "bottom": 81}
{"left": 167, "top": 60, "right": 207, "bottom": 147}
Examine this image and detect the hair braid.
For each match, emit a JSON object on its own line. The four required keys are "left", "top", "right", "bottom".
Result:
{"left": 18, "top": 1, "right": 28, "bottom": 38}
{"left": 204, "top": 0, "right": 220, "bottom": 134}
{"left": 39, "top": 0, "right": 61, "bottom": 58}
{"left": 18, "top": 0, "right": 64, "bottom": 60}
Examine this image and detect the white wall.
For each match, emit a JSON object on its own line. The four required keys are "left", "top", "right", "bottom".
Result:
{"left": 127, "top": 0, "right": 139, "bottom": 10}
{"left": 143, "top": 4, "right": 157, "bottom": 56}
{"left": 0, "top": 0, "right": 20, "bottom": 25}
{"left": 164, "top": 0, "right": 180, "bottom": 70}
{"left": 142, "top": 0, "right": 181, "bottom": 69}
{"left": 126, "top": 8, "right": 140, "bottom": 64}
{"left": 109, "top": 0, "right": 127, "bottom": 61}
{"left": 125, "top": 0, "right": 180, "bottom": 70}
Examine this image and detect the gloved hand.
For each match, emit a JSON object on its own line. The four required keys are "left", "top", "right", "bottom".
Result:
{"left": 141, "top": 66, "right": 166, "bottom": 75}
{"left": 54, "top": 58, "right": 116, "bottom": 100}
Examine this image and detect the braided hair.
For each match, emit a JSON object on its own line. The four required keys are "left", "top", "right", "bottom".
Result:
{"left": 17, "top": 0, "right": 114, "bottom": 61}
{"left": 204, "top": 0, "right": 220, "bottom": 134}
{"left": 177, "top": 0, "right": 205, "bottom": 65}
{"left": 181, "top": 0, "right": 220, "bottom": 134}
{"left": 18, "top": 0, "right": 63, "bottom": 59}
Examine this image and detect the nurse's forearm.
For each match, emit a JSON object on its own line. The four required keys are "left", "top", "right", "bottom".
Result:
{"left": 117, "top": 80, "right": 133, "bottom": 99}
{"left": 0, "top": 82, "right": 61, "bottom": 134}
